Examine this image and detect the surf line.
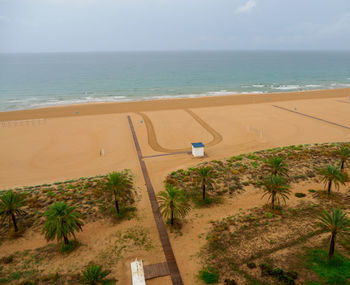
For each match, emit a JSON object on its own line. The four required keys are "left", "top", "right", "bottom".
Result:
{"left": 127, "top": 115, "right": 184, "bottom": 285}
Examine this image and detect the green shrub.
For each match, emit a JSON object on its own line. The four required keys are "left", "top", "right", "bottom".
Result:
{"left": 199, "top": 268, "right": 219, "bottom": 284}
{"left": 264, "top": 212, "right": 273, "bottom": 218}
{"left": 10, "top": 271, "right": 21, "bottom": 280}
{"left": 60, "top": 240, "right": 79, "bottom": 253}
{"left": 81, "top": 264, "right": 111, "bottom": 285}
{"left": 247, "top": 262, "right": 257, "bottom": 269}
{"left": 295, "top": 193, "right": 306, "bottom": 198}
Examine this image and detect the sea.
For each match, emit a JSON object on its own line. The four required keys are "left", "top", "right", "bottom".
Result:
{"left": 0, "top": 51, "right": 350, "bottom": 111}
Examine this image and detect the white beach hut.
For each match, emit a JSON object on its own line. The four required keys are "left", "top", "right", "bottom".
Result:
{"left": 131, "top": 258, "right": 146, "bottom": 285}
{"left": 192, "top": 142, "right": 205, "bottom": 157}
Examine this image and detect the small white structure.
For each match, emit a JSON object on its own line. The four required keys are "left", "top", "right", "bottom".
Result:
{"left": 131, "top": 258, "right": 146, "bottom": 285}
{"left": 192, "top": 142, "right": 205, "bottom": 157}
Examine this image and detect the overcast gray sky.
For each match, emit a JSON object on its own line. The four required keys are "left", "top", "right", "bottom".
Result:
{"left": 0, "top": 0, "right": 350, "bottom": 53}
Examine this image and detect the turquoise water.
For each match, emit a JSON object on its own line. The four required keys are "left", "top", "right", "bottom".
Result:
{"left": 0, "top": 51, "right": 350, "bottom": 111}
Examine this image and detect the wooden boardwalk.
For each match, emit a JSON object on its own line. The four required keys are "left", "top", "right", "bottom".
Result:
{"left": 272, "top": 105, "right": 350, "bottom": 130}
{"left": 127, "top": 116, "right": 184, "bottom": 285}
{"left": 144, "top": 262, "right": 170, "bottom": 280}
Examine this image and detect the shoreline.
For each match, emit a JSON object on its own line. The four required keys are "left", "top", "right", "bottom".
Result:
{"left": 0, "top": 88, "right": 349, "bottom": 121}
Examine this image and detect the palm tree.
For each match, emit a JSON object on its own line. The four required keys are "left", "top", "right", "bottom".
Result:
{"left": 82, "top": 264, "right": 111, "bottom": 285}
{"left": 261, "top": 175, "right": 291, "bottom": 210}
{"left": 0, "top": 190, "right": 26, "bottom": 232}
{"left": 319, "top": 165, "right": 345, "bottom": 196}
{"left": 157, "top": 184, "right": 190, "bottom": 226}
{"left": 338, "top": 146, "right": 350, "bottom": 171}
{"left": 105, "top": 171, "right": 133, "bottom": 214}
{"left": 194, "top": 166, "right": 215, "bottom": 200}
{"left": 319, "top": 208, "right": 350, "bottom": 259}
{"left": 264, "top": 156, "right": 288, "bottom": 177}
{"left": 42, "top": 201, "right": 83, "bottom": 245}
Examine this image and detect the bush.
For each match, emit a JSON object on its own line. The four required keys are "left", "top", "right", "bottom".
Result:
{"left": 60, "top": 240, "right": 79, "bottom": 253}
{"left": 10, "top": 271, "right": 21, "bottom": 280}
{"left": 82, "top": 264, "right": 111, "bottom": 285}
{"left": 199, "top": 268, "right": 219, "bottom": 284}
{"left": 259, "top": 263, "right": 273, "bottom": 276}
{"left": 247, "top": 262, "right": 257, "bottom": 269}
{"left": 259, "top": 263, "right": 297, "bottom": 284}
{"left": 295, "top": 193, "right": 306, "bottom": 198}
{"left": 0, "top": 255, "right": 14, "bottom": 264}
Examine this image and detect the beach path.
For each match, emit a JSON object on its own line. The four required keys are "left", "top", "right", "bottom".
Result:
{"left": 128, "top": 115, "right": 184, "bottom": 285}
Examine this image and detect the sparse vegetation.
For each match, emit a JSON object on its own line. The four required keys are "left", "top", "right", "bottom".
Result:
{"left": 1, "top": 142, "right": 349, "bottom": 284}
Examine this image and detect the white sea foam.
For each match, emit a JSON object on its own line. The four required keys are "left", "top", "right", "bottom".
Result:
{"left": 252, "top": 84, "right": 265, "bottom": 88}
{"left": 330, "top": 83, "right": 350, "bottom": 88}
{"left": 271, "top": 85, "right": 301, "bottom": 90}
{"left": 145, "top": 90, "right": 264, "bottom": 101}
{"left": 305, "top": 85, "right": 322, "bottom": 88}
{"left": 28, "top": 96, "right": 129, "bottom": 108}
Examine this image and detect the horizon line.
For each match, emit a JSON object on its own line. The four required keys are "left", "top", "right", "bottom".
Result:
{"left": 1, "top": 48, "right": 350, "bottom": 55}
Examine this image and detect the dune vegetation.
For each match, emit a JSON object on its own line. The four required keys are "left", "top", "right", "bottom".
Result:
{"left": 0, "top": 142, "right": 349, "bottom": 284}
{"left": 163, "top": 142, "right": 350, "bottom": 284}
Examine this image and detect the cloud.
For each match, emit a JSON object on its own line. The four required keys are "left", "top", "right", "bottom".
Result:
{"left": 236, "top": 0, "right": 256, "bottom": 14}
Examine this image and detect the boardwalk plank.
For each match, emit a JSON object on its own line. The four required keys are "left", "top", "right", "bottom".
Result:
{"left": 127, "top": 116, "right": 184, "bottom": 285}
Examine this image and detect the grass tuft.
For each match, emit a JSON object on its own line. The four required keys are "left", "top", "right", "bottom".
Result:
{"left": 305, "top": 249, "right": 350, "bottom": 285}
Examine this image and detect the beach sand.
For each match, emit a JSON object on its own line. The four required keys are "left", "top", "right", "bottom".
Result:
{"left": 0, "top": 88, "right": 350, "bottom": 284}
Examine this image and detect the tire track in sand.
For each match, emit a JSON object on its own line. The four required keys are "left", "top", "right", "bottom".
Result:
{"left": 136, "top": 109, "right": 222, "bottom": 153}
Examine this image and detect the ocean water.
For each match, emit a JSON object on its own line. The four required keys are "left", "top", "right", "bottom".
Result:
{"left": 0, "top": 51, "right": 350, "bottom": 111}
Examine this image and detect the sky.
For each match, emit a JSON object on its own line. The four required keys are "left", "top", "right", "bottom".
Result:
{"left": 0, "top": 0, "right": 350, "bottom": 53}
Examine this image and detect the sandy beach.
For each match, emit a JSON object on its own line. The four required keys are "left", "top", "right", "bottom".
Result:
{"left": 0, "top": 88, "right": 349, "bottom": 189}
{"left": 1, "top": 88, "right": 350, "bottom": 284}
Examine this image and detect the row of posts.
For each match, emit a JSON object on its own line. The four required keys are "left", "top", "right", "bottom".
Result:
{"left": 0, "top": 118, "right": 46, "bottom": 127}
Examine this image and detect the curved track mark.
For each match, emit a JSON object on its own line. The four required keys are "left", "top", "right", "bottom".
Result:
{"left": 136, "top": 109, "right": 222, "bottom": 153}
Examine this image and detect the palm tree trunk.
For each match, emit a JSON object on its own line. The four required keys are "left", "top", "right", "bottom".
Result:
{"left": 202, "top": 183, "right": 206, "bottom": 200}
{"left": 327, "top": 180, "right": 332, "bottom": 196}
{"left": 271, "top": 192, "right": 275, "bottom": 209}
{"left": 11, "top": 213, "right": 18, "bottom": 232}
{"left": 171, "top": 207, "right": 174, "bottom": 226}
{"left": 329, "top": 232, "right": 336, "bottom": 259}
{"left": 113, "top": 190, "right": 120, "bottom": 214}
{"left": 341, "top": 160, "right": 345, "bottom": 171}
{"left": 63, "top": 234, "right": 69, "bottom": 245}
